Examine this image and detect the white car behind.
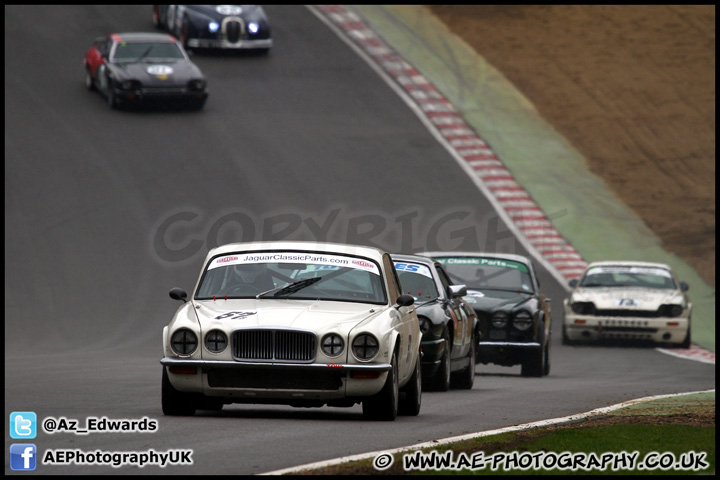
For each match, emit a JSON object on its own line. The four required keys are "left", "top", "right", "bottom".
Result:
{"left": 563, "top": 261, "right": 691, "bottom": 348}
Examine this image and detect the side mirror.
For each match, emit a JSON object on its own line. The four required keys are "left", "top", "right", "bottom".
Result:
{"left": 169, "top": 287, "right": 188, "bottom": 303}
{"left": 449, "top": 284, "right": 467, "bottom": 298}
{"left": 679, "top": 281, "right": 689, "bottom": 292}
{"left": 568, "top": 278, "right": 579, "bottom": 288}
{"left": 396, "top": 294, "right": 415, "bottom": 308}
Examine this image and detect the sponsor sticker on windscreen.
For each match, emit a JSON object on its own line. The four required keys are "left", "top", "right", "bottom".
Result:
{"left": 435, "top": 257, "right": 529, "bottom": 273}
{"left": 394, "top": 262, "right": 433, "bottom": 279}
{"left": 208, "top": 252, "right": 380, "bottom": 276}
{"left": 587, "top": 266, "right": 672, "bottom": 278}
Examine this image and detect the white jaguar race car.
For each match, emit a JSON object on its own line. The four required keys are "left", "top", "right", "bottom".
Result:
{"left": 562, "top": 261, "right": 692, "bottom": 348}
{"left": 161, "top": 241, "right": 421, "bottom": 420}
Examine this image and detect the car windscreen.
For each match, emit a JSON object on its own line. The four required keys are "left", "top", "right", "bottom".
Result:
{"left": 434, "top": 257, "right": 534, "bottom": 293}
{"left": 112, "top": 41, "right": 184, "bottom": 61}
{"left": 195, "top": 251, "right": 387, "bottom": 304}
{"left": 394, "top": 261, "right": 439, "bottom": 301}
{"left": 579, "top": 266, "right": 677, "bottom": 289}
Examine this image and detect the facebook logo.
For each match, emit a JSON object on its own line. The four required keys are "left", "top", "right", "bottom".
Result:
{"left": 10, "top": 444, "right": 37, "bottom": 471}
{"left": 10, "top": 411, "right": 37, "bottom": 439}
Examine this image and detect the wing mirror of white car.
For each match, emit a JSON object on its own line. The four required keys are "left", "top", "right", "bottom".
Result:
{"left": 449, "top": 284, "right": 467, "bottom": 298}
{"left": 169, "top": 287, "right": 188, "bottom": 303}
{"left": 568, "top": 278, "right": 579, "bottom": 288}
{"left": 396, "top": 294, "right": 415, "bottom": 308}
{"left": 680, "top": 281, "right": 689, "bottom": 291}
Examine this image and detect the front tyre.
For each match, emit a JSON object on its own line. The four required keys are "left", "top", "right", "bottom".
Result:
{"left": 452, "top": 335, "right": 475, "bottom": 389}
{"left": 161, "top": 368, "right": 197, "bottom": 416}
{"left": 427, "top": 328, "right": 451, "bottom": 392}
{"left": 520, "top": 344, "right": 544, "bottom": 377}
{"left": 363, "top": 351, "right": 398, "bottom": 421}
{"left": 399, "top": 352, "right": 421, "bottom": 416}
{"left": 106, "top": 81, "right": 118, "bottom": 109}
{"left": 677, "top": 321, "right": 691, "bottom": 349}
{"left": 84, "top": 68, "right": 95, "bottom": 91}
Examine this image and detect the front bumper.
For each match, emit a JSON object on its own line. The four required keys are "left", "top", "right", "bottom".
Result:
{"left": 419, "top": 336, "right": 446, "bottom": 377}
{"left": 161, "top": 357, "right": 390, "bottom": 400}
{"left": 113, "top": 87, "right": 207, "bottom": 104}
{"left": 187, "top": 38, "right": 272, "bottom": 49}
{"left": 476, "top": 341, "right": 541, "bottom": 367}
{"left": 563, "top": 314, "right": 689, "bottom": 343}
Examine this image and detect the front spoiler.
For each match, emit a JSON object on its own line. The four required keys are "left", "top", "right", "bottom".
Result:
{"left": 477, "top": 341, "right": 541, "bottom": 348}
{"left": 187, "top": 38, "right": 272, "bottom": 49}
{"left": 160, "top": 357, "right": 391, "bottom": 372}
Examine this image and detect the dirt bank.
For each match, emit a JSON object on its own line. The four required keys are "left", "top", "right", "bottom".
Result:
{"left": 429, "top": 5, "right": 715, "bottom": 287}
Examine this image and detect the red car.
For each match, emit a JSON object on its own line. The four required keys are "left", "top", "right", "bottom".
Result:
{"left": 83, "top": 32, "right": 208, "bottom": 109}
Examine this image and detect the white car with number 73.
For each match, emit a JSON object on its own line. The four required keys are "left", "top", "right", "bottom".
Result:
{"left": 562, "top": 261, "right": 692, "bottom": 347}
{"left": 161, "top": 241, "right": 422, "bottom": 420}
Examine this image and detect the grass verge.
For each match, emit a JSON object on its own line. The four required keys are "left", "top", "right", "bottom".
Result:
{"left": 287, "top": 392, "right": 714, "bottom": 475}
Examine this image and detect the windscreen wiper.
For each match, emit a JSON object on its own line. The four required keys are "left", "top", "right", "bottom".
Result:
{"left": 256, "top": 277, "right": 322, "bottom": 299}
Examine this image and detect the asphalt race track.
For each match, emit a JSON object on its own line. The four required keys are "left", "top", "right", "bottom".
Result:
{"left": 4, "top": 6, "right": 715, "bottom": 475}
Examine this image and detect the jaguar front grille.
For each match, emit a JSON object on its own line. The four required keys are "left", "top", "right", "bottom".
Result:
{"left": 232, "top": 329, "right": 316, "bottom": 363}
{"left": 223, "top": 19, "right": 243, "bottom": 43}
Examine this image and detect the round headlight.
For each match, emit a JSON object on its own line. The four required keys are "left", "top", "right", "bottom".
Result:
{"left": 170, "top": 328, "right": 198, "bottom": 356}
{"left": 352, "top": 334, "right": 379, "bottom": 361}
{"left": 248, "top": 22, "right": 259, "bottom": 34}
{"left": 321, "top": 333, "right": 344, "bottom": 357}
{"left": 513, "top": 311, "right": 533, "bottom": 331}
{"left": 491, "top": 311, "right": 508, "bottom": 328}
{"left": 418, "top": 317, "right": 431, "bottom": 335}
{"left": 188, "top": 79, "right": 206, "bottom": 91}
{"left": 208, "top": 21, "right": 219, "bottom": 33}
{"left": 121, "top": 80, "right": 139, "bottom": 90}
{"left": 205, "top": 329, "right": 228, "bottom": 353}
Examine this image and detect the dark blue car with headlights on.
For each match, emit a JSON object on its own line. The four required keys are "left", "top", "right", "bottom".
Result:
{"left": 153, "top": 5, "right": 272, "bottom": 53}
{"left": 421, "top": 252, "right": 552, "bottom": 377}
{"left": 392, "top": 254, "right": 477, "bottom": 391}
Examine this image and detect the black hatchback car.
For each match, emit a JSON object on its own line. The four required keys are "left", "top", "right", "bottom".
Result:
{"left": 392, "top": 254, "right": 477, "bottom": 391}
{"left": 83, "top": 32, "right": 208, "bottom": 110}
{"left": 421, "top": 252, "right": 551, "bottom": 377}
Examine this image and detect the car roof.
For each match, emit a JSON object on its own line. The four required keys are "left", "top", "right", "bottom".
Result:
{"left": 419, "top": 251, "right": 532, "bottom": 265}
{"left": 584, "top": 260, "right": 673, "bottom": 271}
{"left": 111, "top": 32, "right": 177, "bottom": 43}
{"left": 206, "top": 241, "right": 387, "bottom": 264}
{"left": 391, "top": 253, "right": 438, "bottom": 267}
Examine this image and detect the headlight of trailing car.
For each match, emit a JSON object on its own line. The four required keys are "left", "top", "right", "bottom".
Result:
{"left": 513, "top": 311, "right": 533, "bottom": 331}
{"left": 352, "top": 333, "right": 379, "bottom": 361}
{"left": 659, "top": 304, "right": 684, "bottom": 318}
{"left": 248, "top": 22, "right": 259, "bottom": 34}
{"left": 418, "top": 316, "right": 431, "bottom": 335}
{"left": 491, "top": 311, "right": 508, "bottom": 328}
{"left": 204, "top": 329, "right": 228, "bottom": 353}
{"left": 170, "top": 328, "right": 198, "bottom": 356}
{"left": 321, "top": 333, "right": 344, "bottom": 357}
{"left": 120, "top": 80, "right": 141, "bottom": 90}
{"left": 571, "top": 301, "right": 596, "bottom": 315}
{"left": 188, "top": 79, "right": 206, "bottom": 91}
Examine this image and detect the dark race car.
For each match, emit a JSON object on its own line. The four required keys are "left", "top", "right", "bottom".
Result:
{"left": 83, "top": 32, "right": 208, "bottom": 110}
{"left": 392, "top": 254, "right": 477, "bottom": 391}
{"left": 422, "top": 252, "right": 552, "bottom": 377}
{"left": 153, "top": 5, "right": 272, "bottom": 52}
